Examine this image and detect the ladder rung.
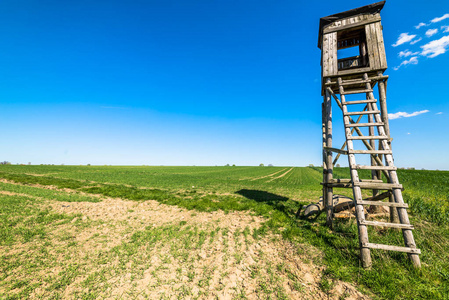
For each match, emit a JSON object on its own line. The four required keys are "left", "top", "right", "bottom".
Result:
{"left": 359, "top": 220, "right": 414, "bottom": 229}
{"left": 343, "top": 99, "right": 377, "bottom": 105}
{"left": 340, "top": 79, "right": 371, "bottom": 86}
{"left": 362, "top": 243, "right": 421, "bottom": 254}
{"left": 329, "top": 76, "right": 388, "bottom": 87}
{"left": 329, "top": 178, "right": 383, "bottom": 183}
{"left": 354, "top": 182, "right": 402, "bottom": 190}
{"left": 321, "top": 182, "right": 353, "bottom": 188}
{"left": 347, "top": 135, "right": 389, "bottom": 140}
{"left": 344, "top": 110, "right": 380, "bottom": 116}
{"left": 348, "top": 150, "right": 392, "bottom": 154}
{"left": 324, "top": 182, "right": 401, "bottom": 190}
{"left": 346, "top": 122, "right": 384, "bottom": 127}
{"left": 353, "top": 165, "right": 397, "bottom": 171}
{"left": 330, "top": 178, "right": 352, "bottom": 183}
{"left": 341, "top": 89, "right": 373, "bottom": 95}
{"left": 325, "top": 178, "right": 383, "bottom": 184}
{"left": 356, "top": 200, "right": 408, "bottom": 208}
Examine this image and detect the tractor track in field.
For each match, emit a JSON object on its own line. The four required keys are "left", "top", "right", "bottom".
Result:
{"left": 266, "top": 167, "right": 294, "bottom": 182}
{"left": 242, "top": 168, "right": 290, "bottom": 182}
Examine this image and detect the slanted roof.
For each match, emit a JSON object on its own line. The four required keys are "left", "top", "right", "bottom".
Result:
{"left": 318, "top": 1, "right": 386, "bottom": 49}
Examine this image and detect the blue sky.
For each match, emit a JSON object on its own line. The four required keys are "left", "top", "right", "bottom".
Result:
{"left": 1, "top": 0, "right": 448, "bottom": 169}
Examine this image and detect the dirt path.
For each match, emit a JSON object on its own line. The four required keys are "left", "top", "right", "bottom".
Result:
{"left": 0, "top": 181, "right": 369, "bottom": 299}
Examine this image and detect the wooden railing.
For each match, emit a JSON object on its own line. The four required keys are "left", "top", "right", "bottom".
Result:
{"left": 338, "top": 56, "right": 361, "bottom": 70}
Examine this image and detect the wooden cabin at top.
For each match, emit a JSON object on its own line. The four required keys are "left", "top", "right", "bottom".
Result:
{"left": 318, "top": 1, "right": 387, "bottom": 82}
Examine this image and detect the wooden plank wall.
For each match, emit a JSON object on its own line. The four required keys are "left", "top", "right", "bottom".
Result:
{"left": 322, "top": 13, "right": 387, "bottom": 76}
{"left": 366, "top": 23, "right": 379, "bottom": 70}
{"left": 323, "top": 14, "right": 381, "bottom": 34}
{"left": 375, "top": 22, "right": 387, "bottom": 69}
{"left": 322, "top": 32, "right": 338, "bottom": 77}
{"left": 365, "top": 20, "right": 387, "bottom": 71}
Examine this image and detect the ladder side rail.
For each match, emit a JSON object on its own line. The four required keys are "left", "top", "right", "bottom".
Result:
{"left": 376, "top": 71, "right": 399, "bottom": 223}
{"left": 324, "top": 78, "right": 334, "bottom": 228}
{"left": 338, "top": 77, "right": 372, "bottom": 268}
{"left": 368, "top": 89, "right": 421, "bottom": 268}
{"left": 321, "top": 102, "right": 327, "bottom": 222}
{"left": 365, "top": 74, "right": 381, "bottom": 212}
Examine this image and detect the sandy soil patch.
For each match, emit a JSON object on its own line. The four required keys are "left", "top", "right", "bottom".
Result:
{"left": 0, "top": 184, "right": 369, "bottom": 299}
{"left": 46, "top": 197, "right": 368, "bottom": 299}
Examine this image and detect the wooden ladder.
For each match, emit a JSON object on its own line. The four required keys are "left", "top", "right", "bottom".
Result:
{"left": 333, "top": 73, "right": 421, "bottom": 268}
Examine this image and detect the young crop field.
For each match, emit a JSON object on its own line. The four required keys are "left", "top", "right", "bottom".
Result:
{"left": 0, "top": 165, "right": 448, "bottom": 299}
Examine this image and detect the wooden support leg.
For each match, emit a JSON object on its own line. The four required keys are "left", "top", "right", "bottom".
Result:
{"left": 324, "top": 78, "right": 334, "bottom": 228}
{"left": 338, "top": 76, "right": 371, "bottom": 268}
{"left": 368, "top": 101, "right": 380, "bottom": 213}
{"left": 391, "top": 186, "right": 421, "bottom": 268}
{"left": 322, "top": 102, "right": 327, "bottom": 217}
{"left": 377, "top": 72, "right": 399, "bottom": 223}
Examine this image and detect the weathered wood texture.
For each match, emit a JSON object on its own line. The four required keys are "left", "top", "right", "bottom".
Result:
{"left": 323, "top": 14, "right": 381, "bottom": 34}
{"left": 363, "top": 243, "right": 421, "bottom": 254}
{"left": 324, "top": 78, "right": 334, "bottom": 228}
{"left": 320, "top": 13, "right": 387, "bottom": 78}
{"left": 376, "top": 71, "right": 399, "bottom": 223}
{"left": 368, "top": 85, "right": 421, "bottom": 268}
{"left": 367, "top": 75, "right": 381, "bottom": 213}
{"left": 337, "top": 77, "right": 372, "bottom": 268}
{"left": 319, "top": 3, "right": 419, "bottom": 268}
{"left": 365, "top": 21, "right": 387, "bottom": 72}
{"left": 322, "top": 32, "right": 338, "bottom": 77}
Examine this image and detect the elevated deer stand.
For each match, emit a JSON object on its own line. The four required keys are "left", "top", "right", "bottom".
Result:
{"left": 318, "top": 1, "right": 420, "bottom": 268}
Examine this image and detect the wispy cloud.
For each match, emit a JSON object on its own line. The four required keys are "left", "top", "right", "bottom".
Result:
{"left": 388, "top": 110, "right": 429, "bottom": 120}
{"left": 410, "top": 37, "right": 422, "bottom": 45}
{"left": 392, "top": 33, "right": 417, "bottom": 47}
{"left": 425, "top": 28, "right": 438, "bottom": 37}
{"left": 415, "top": 22, "right": 427, "bottom": 29}
{"left": 395, "top": 13, "right": 449, "bottom": 69}
{"left": 421, "top": 35, "right": 449, "bottom": 58}
{"left": 393, "top": 56, "right": 419, "bottom": 70}
{"left": 431, "top": 13, "right": 449, "bottom": 23}
{"left": 398, "top": 50, "right": 419, "bottom": 57}
{"left": 436, "top": 112, "right": 443, "bottom": 115}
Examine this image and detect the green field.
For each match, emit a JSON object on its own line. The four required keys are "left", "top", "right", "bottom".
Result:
{"left": 0, "top": 165, "right": 448, "bottom": 299}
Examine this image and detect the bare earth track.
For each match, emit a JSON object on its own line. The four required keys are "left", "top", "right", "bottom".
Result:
{"left": 0, "top": 179, "right": 369, "bottom": 299}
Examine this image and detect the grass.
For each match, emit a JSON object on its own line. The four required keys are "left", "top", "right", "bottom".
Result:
{"left": 0, "top": 165, "right": 448, "bottom": 299}
{"left": 0, "top": 193, "right": 82, "bottom": 299}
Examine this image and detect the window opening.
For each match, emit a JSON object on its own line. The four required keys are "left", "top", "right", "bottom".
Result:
{"left": 336, "top": 28, "right": 368, "bottom": 70}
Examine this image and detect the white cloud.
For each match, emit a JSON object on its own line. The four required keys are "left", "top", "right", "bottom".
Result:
{"left": 398, "top": 50, "right": 419, "bottom": 57}
{"left": 393, "top": 56, "right": 419, "bottom": 70}
{"left": 425, "top": 28, "right": 438, "bottom": 37}
{"left": 388, "top": 110, "right": 430, "bottom": 120}
{"left": 410, "top": 37, "right": 422, "bottom": 45}
{"left": 442, "top": 25, "right": 449, "bottom": 33}
{"left": 415, "top": 22, "right": 427, "bottom": 29}
{"left": 421, "top": 35, "right": 449, "bottom": 58}
{"left": 431, "top": 13, "right": 449, "bottom": 23}
{"left": 407, "top": 132, "right": 411, "bottom": 135}
{"left": 392, "top": 33, "right": 417, "bottom": 47}
{"left": 436, "top": 112, "right": 443, "bottom": 115}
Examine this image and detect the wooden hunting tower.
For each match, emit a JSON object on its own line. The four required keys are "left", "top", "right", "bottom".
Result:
{"left": 318, "top": 1, "right": 421, "bottom": 268}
